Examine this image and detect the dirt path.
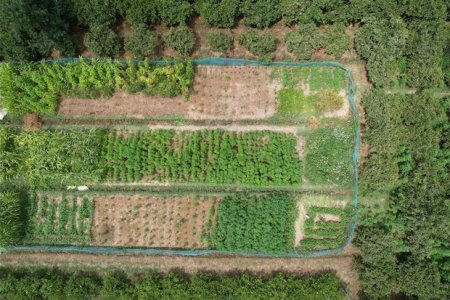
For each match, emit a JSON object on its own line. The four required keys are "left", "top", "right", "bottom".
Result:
{"left": 0, "top": 252, "right": 360, "bottom": 299}
{"left": 294, "top": 202, "right": 307, "bottom": 247}
{"left": 142, "top": 124, "right": 300, "bottom": 134}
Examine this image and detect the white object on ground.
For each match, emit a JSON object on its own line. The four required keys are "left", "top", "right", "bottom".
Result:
{"left": 77, "top": 185, "right": 89, "bottom": 191}
{"left": 0, "top": 108, "right": 7, "bottom": 120}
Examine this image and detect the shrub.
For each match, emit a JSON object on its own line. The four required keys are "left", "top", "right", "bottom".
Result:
{"left": 156, "top": 0, "right": 194, "bottom": 26}
{"left": 0, "top": 192, "right": 23, "bottom": 248}
{"left": 281, "top": 0, "right": 325, "bottom": 25}
{"left": 355, "top": 17, "right": 408, "bottom": 87}
{"left": 207, "top": 32, "right": 233, "bottom": 53}
{"left": 196, "top": 0, "right": 240, "bottom": 28}
{"left": 84, "top": 25, "right": 120, "bottom": 57}
{"left": 163, "top": 26, "right": 196, "bottom": 56}
{"left": 285, "top": 23, "right": 319, "bottom": 60}
{"left": 124, "top": 0, "right": 159, "bottom": 25}
{"left": 0, "top": 0, "right": 71, "bottom": 61}
{"left": 124, "top": 24, "right": 158, "bottom": 59}
{"left": 314, "top": 89, "right": 343, "bottom": 113}
{"left": 238, "top": 30, "right": 277, "bottom": 60}
{"left": 71, "top": 0, "right": 117, "bottom": 27}
{"left": 241, "top": 0, "right": 281, "bottom": 28}
{"left": 0, "top": 267, "right": 346, "bottom": 299}
{"left": 319, "top": 23, "right": 351, "bottom": 58}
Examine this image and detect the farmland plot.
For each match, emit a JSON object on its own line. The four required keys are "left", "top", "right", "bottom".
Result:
{"left": 56, "top": 65, "right": 348, "bottom": 121}
{"left": 92, "top": 194, "right": 219, "bottom": 248}
{"left": 24, "top": 193, "right": 94, "bottom": 245}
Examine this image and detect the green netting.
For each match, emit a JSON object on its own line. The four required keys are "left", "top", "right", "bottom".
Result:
{"left": 9, "top": 58, "right": 360, "bottom": 258}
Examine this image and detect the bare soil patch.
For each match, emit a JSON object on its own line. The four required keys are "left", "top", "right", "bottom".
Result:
{"left": 92, "top": 195, "right": 219, "bottom": 249}
{"left": 23, "top": 113, "right": 42, "bottom": 131}
{"left": 58, "top": 65, "right": 278, "bottom": 120}
{"left": 0, "top": 252, "right": 360, "bottom": 299}
{"left": 294, "top": 203, "right": 307, "bottom": 247}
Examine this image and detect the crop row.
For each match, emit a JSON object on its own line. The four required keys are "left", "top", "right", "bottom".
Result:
{"left": 0, "top": 128, "right": 302, "bottom": 187}
{"left": 299, "top": 206, "right": 353, "bottom": 252}
{"left": 0, "top": 59, "right": 194, "bottom": 115}
{"left": 24, "top": 193, "right": 94, "bottom": 245}
{"left": 104, "top": 130, "right": 302, "bottom": 186}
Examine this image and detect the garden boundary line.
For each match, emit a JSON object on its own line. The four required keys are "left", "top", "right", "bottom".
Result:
{"left": 9, "top": 58, "right": 360, "bottom": 258}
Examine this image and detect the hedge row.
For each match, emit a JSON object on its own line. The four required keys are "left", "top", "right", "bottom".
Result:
{"left": 0, "top": 267, "right": 345, "bottom": 300}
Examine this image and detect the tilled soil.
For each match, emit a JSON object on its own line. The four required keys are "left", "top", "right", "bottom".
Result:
{"left": 92, "top": 195, "right": 219, "bottom": 249}
{"left": 58, "top": 65, "right": 278, "bottom": 120}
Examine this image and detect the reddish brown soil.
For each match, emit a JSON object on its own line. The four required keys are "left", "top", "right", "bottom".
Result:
{"left": 92, "top": 195, "right": 219, "bottom": 249}
{"left": 58, "top": 65, "right": 278, "bottom": 120}
{"left": 23, "top": 113, "right": 42, "bottom": 131}
{"left": 0, "top": 251, "right": 360, "bottom": 299}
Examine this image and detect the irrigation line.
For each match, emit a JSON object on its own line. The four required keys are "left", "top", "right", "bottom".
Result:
{"left": 10, "top": 58, "right": 360, "bottom": 258}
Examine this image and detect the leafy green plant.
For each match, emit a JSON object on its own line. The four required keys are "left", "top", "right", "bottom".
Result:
{"left": 196, "top": 0, "right": 240, "bottom": 28}
{"left": 238, "top": 30, "right": 277, "bottom": 60}
{"left": 210, "top": 193, "right": 297, "bottom": 252}
{"left": 156, "top": 0, "right": 194, "bottom": 26}
{"left": 285, "top": 24, "right": 318, "bottom": 60}
{"left": 163, "top": 26, "right": 196, "bottom": 56}
{"left": 84, "top": 25, "right": 120, "bottom": 57}
{"left": 0, "top": 192, "right": 23, "bottom": 247}
{"left": 25, "top": 193, "right": 94, "bottom": 245}
{"left": 319, "top": 23, "right": 351, "bottom": 58}
{"left": 0, "top": 59, "right": 194, "bottom": 115}
{"left": 124, "top": 24, "right": 158, "bottom": 59}
{"left": 314, "top": 89, "right": 343, "bottom": 113}
{"left": 305, "top": 123, "right": 353, "bottom": 187}
{"left": 241, "top": 0, "right": 281, "bottom": 28}
{"left": 207, "top": 32, "right": 233, "bottom": 53}
{"left": 104, "top": 129, "right": 302, "bottom": 186}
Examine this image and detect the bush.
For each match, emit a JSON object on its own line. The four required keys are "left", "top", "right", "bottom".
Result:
{"left": 156, "top": 0, "right": 194, "bottom": 26}
{"left": 0, "top": 192, "right": 23, "bottom": 248}
{"left": 405, "top": 20, "right": 447, "bottom": 88}
{"left": 285, "top": 24, "right": 319, "bottom": 60}
{"left": 71, "top": 0, "right": 117, "bottom": 27}
{"left": 123, "top": 0, "right": 159, "bottom": 25}
{"left": 319, "top": 23, "right": 351, "bottom": 58}
{"left": 241, "top": 0, "right": 281, "bottom": 28}
{"left": 124, "top": 24, "right": 158, "bottom": 59}
{"left": 0, "top": 267, "right": 346, "bottom": 299}
{"left": 211, "top": 193, "right": 297, "bottom": 252}
{"left": 163, "top": 26, "right": 196, "bottom": 56}
{"left": 355, "top": 17, "right": 408, "bottom": 87}
{"left": 238, "top": 30, "right": 277, "bottom": 60}
{"left": 196, "top": 0, "right": 240, "bottom": 28}
{"left": 84, "top": 25, "right": 120, "bottom": 57}
{"left": 0, "top": 0, "right": 71, "bottom": 61}
{"left": 280, "top": 0, "right": 325, "bottom": 25}
{"left": 207, "top": 32, "right": 233, "bottom": 53}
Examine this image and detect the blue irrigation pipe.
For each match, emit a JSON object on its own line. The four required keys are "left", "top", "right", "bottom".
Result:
{"left": 10, "top": 58, "right": 360, "bottom": 258}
